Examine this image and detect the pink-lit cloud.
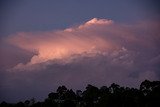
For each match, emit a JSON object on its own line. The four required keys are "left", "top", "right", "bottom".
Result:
{"left": 4, "top": 18, "right": 160, "bottom": 76}
{"left": 7, "top": 18, "right": 117, "bottom": 70}
{"left": 7, "top": 18, "right": 159, "bottom": 72}
{"left": 1, "top": 18, "right": 160, "bottom": 102}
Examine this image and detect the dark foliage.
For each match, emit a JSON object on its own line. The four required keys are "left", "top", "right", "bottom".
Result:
{"left": 1, "top": 80, "right": 160, "bottom": 107}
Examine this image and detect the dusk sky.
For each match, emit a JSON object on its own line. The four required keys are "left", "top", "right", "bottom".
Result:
{"left": 0, "top": 0, "right": 160, "bottom": 103}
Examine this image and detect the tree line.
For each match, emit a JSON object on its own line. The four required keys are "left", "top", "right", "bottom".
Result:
{"left": 1, "top": 80, "right": 160, "bottom": 107}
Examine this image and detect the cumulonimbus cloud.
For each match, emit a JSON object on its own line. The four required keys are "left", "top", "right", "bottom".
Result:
{"left": 6, "top": 18, "right": 160, "bottom": 72}
{"left": 1, "top": 18, "right": 160, "bottom": 102}
{"left": 6, "top": 18, "right": 117, "bottom": 69}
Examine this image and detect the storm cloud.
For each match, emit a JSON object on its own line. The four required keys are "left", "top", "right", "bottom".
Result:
{"left": 0, "top": 18, "right": 160, "bottom": 102}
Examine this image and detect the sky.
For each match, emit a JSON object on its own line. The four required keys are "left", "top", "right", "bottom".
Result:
{"left": 0, "top": 0, "right": 160, "bottom": 103}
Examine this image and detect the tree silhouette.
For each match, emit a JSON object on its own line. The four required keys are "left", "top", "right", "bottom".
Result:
{"left": 1, "top": 80, "right": 160, "bottom": 107}
{"left": 82, "top": 84, "right": 99, "bottom": 107}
